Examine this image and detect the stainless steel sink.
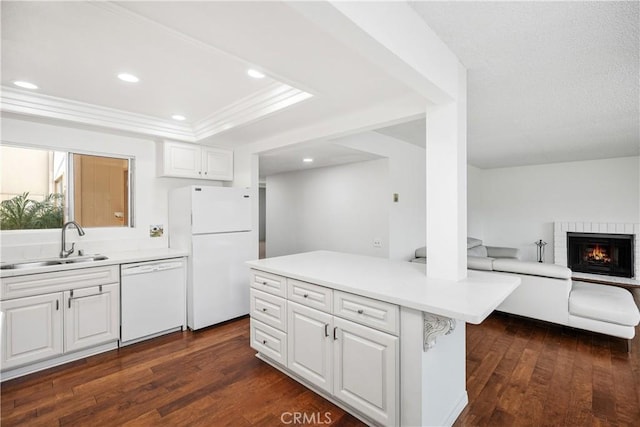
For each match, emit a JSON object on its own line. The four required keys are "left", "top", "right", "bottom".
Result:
{"left": 0, "top": 255, "right": 109, "bottom": 270}
{"left": 64, "top": 255, "right": 109, "bottom": 263}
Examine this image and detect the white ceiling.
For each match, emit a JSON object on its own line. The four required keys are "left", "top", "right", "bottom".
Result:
{"left": 1, "top": 1, "right": 638, "bottom": 173}
{"left": 259, "top": 142, "right": 382, "bottom": 179}
{"left": 375, "top": 118, "right": 426, "bottom": 149}
{"left": 1, "top": 1, "right": 280, "bottom": 124}
{"left": 411, "top": 1, "right": 640, "bottom": 168}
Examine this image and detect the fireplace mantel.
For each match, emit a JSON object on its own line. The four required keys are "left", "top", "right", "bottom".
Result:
{"left": 554, "top": 221, "right": 640, "bottom": 280}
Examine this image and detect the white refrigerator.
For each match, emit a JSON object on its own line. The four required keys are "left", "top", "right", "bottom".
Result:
{"left": 169, "top": 186, "right": 254, "bottom": 330}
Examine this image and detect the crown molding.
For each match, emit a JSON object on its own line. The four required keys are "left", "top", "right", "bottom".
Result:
{"left": 192, "top": 82, "right": 313, "bottom": 140}
{"left": 1, "top": 2, "right": 315, "bottom": 143}
{"left": 1, "top": 84, "right": 313, "bottom": 143}
{"left": 0, "top": 87, "right": 196, "bottom": 142}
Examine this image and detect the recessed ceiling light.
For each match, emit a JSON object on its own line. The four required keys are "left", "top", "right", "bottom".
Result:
{"left": 117, "top": 73, "right": 139, "bottom": 83}
{"left": 247, "top": 69, "right": 265, "bottom": 79}
{"left": 171, "top": 114, "right": 186, "bottom": 121}
{"left": 13, "top": 81, "right": 38, "bottom": 90}
{"left": 303, "top": 158, "right": 314, "bottom": 163}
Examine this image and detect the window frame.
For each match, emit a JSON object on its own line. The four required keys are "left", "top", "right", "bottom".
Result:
{"left": 0, "top": 142, "right": 135, "bottom": 230}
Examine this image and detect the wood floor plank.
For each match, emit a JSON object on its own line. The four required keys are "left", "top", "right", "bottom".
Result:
{"left": 455, "top": 312, "right": 639, "bottom": 426}
{"left": 514, "top": 328, "right": 557, "bottom": 425}
{"left": 2, "top": 313, "right": 639, "bottom": 426}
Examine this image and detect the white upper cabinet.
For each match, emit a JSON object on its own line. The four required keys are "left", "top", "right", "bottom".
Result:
{"left": 159, "top": 141, "right": 201, "bottom": 178}
{"left": 157, "top": 141, "right": 233, "bottom": 181}
{"left": 201, "top": 147, "right": 233, "bottom": 180}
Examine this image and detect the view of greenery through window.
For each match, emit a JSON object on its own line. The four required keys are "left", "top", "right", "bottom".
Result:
{"left": 0, "top": 146, "right": 66, "bottom": 230}
{"left": 0, "top": 145, "right": 132, "bottom": 230}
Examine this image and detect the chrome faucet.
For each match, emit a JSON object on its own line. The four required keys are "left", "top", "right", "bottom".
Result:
{"left": 60, "top": 221, "right": 85, "bottom": 258}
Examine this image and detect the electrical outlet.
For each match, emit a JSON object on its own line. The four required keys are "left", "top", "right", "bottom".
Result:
{"left": 373, "top": 238, "right": 383, "bottom": 248}
{"left": 150, "top": 225, "right": 164, "bottom": 238}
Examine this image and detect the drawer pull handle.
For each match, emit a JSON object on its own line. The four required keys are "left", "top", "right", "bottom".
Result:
{"left": 303, "top": 293, "right": 309, "bottom": 298}
{"left": 262, "top": 308, "right": 267, "bottom": 312}
{"left": 262, "top": 339, "right": 267, "bottom": 345}
{"left": 324, "top": 323, "right": 329, "bottom": 337}
{"left": 357, "top": 309, "right": 364, "bottom": 314}
{"left": 262, "top": 281, "right": 268, "bottom": 285}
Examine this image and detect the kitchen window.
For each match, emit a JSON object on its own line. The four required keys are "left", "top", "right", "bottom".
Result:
{"left": 0, "top": 144, "right": 133, "bottom": 230}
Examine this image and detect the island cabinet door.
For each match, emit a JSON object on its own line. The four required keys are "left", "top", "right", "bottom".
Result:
{"left": 287, "top": 301, "right": 333, "bottom": 393}
{"left": 333, "top": 317, "right": 398, "bottom": 427}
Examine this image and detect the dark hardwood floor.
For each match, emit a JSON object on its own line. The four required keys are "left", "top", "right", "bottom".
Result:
{"left": 1, "top": 318, "right": 363, "bottom": 427}
{"left": 455, "top": 312, "right": 640, "bottom": 427}
{"left": 2, "top": 313, "right": 638, "bottom": 426}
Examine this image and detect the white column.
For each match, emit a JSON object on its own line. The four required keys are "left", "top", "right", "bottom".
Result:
{"left": 426, "top": 63, "right": 468, "bottom": 281}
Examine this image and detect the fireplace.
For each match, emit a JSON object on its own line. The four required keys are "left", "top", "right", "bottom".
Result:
{"left": 567, "top": 232, "right": 634, "bottom": 278}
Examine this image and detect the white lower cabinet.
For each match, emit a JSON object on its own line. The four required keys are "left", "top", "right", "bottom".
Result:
{"left": 64, "top": 284, "right": 119, "bottom": 353}
{"left": 1, "top": 293, "right": 63, "bottom": 369}
{"left": 333, "top": 317, "right": 398, "bottom": 426}
{"left": 287, "top": 301, "right": 333, "bottom": 393}
{"left": 250, "top": 269, "right": 399, "bottom": 426}
{"left": 250, "top": 318, "right": 287, "bottom": 366}
{"left": 1, "top": 266, "right": 120, "bottom": 373}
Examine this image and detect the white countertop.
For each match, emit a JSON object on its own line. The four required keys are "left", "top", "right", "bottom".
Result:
{"left": 0, "top": 248, "right": 188, "bottom": 278}
{"left": 247, "top": 250, "right": 520, "bottom": 324}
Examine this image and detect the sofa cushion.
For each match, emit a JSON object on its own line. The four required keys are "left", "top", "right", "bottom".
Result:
{"left": 467, "top": 245, "right": 488, "bottom": 257}
{"left": 492, "top": 259, "right": 572, "bottom": 280}
{"left": 486, "top": 246, "right": 521, "bottom": 260}
{"left": 570, "top": 282, "right": 640, "bottom": 326}
{"left": 467, "top": 237, "right": 483, "bottom": 249}
{"left": 415, "top": 246, "right": 426, "bottom": 258}
{"left": 467, "top": 256, "right": 494, "bottom": 271}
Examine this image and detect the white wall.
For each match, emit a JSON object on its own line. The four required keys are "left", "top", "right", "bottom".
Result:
{"left": 469, "top": 157, "right": 640, "bottom": 262}
{"left": 0, "top": 117, "right": 220, "bottom": 261}
{"left": 266, "top": 159, "right": 390, "bottom": 258}
{"left": 335, "top": 131, "right": 426, "bottom": 260}
{"left": 467, "top": 165, "right": 484, "bottom": 239}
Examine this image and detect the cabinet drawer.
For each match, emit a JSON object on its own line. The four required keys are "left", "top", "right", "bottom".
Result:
{"left": 1, "top": 266, "right": 119, "bottom": 300}
{"left": 250, "top": 270, "right": 286, "bottom": 297}
{"left": 288, "top": 279, "right": 332, "bottom": 312}
{"left": 250, "top": 318, "right": 287, "bottom": 366}
{"left": 250, "top": 288, "right": 287, "bottom": 332}
{"left": 334, "top": 291, "right": 399, "bottom": 335}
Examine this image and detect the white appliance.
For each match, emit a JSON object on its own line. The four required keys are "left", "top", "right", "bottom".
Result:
{"left": 169, "top": 186, "right": 253, "bottom": 330}
{"left": 121, "top": 259, "right": 186, "bottom": 345}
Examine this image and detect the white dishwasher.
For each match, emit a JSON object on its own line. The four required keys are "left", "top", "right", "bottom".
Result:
{"left": 120, "top": 258, "right": 186, "bottom": 345}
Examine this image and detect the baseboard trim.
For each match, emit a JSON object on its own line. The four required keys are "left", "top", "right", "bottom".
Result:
{"left": 1, "top": 341, "right": 118, "bottom": 382}
{"left": 443, "top": 391, "right": 469, "bottom": 426}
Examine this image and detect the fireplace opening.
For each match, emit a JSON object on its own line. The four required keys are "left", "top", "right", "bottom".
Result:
{"left": 567, "top": 232, "right": 634, "bottom": 278}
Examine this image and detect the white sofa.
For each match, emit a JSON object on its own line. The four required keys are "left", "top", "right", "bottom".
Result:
{"left": 412, "top": 238, "right": 640, "bottom": 341}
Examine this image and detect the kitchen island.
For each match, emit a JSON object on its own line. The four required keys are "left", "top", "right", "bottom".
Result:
{"left": 247, "top": 251, "right": 520, "bottom": 426}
